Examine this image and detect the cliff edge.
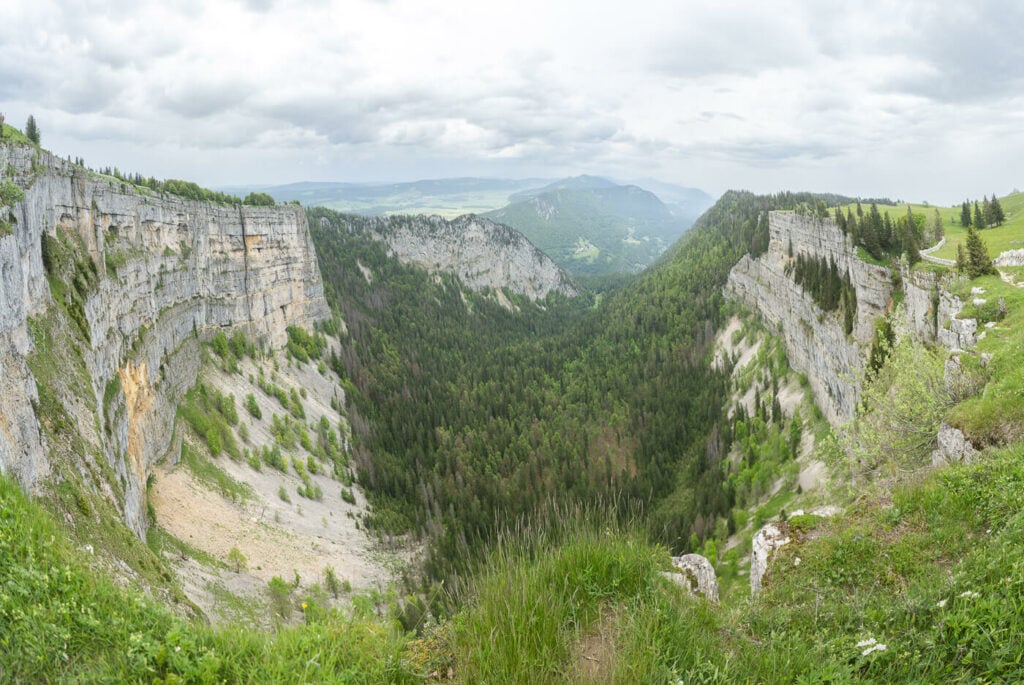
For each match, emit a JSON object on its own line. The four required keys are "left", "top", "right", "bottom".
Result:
{"left": 0, "top": 142, "right": 329, "bottom": 536}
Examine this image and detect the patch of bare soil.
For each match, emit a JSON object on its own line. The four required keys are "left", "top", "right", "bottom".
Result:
{"left": 571, "top": 608, "right": 620, "bottom": 684}
{"left": 150, "top": 345, "right": 410, "bottom": 624}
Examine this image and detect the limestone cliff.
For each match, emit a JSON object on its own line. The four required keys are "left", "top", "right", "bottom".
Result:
{"left": 725, "top": 211, "right": 981, "bottom": 425}
{"left": 327, "top": 213, "right": 577, "bottom": 301}
{"left": 0, "top": 142, "right": 329, "bottom": 536}
{"left": 725, "top": 211, "right": 893, "bottom": 422}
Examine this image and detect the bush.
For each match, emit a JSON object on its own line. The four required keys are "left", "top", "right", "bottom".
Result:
{"left": 245, "top": 393, "right": 262, "bottom": 419}
{"left": 205, "top": 426, "right": 222, "bottom": 456}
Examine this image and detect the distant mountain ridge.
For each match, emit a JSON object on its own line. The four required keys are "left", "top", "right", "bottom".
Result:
{"left": 225, "top": 174, "right": 715, "bottom": 275}
{"left": 220, "top": 178, "right": 550, "bottom": 218}
{"left": 483, "top": 175, "right": 714, "bottom": 275}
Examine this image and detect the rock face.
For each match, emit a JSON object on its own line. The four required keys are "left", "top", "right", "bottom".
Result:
{"left": 932, "top": 423, "right": 978, "bottom": 466}
{"left": 994, "top": 248, "right": 1024, "bottom": 267}
{"left": 338, "top": 214, "right": 577, "bottom": 301}
{"left": 725, "top": 211, "right": 893, "bottom": 422}
{"left": 665, "top": 554, "right": 719, "bottom": 602}
{"left": 750, "top": 522, "right": 791, "bottom": 597}
{"left": 0, "top": 142, "right": 329, "bottom": 536}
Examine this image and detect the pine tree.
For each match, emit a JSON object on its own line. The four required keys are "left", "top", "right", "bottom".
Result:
{"left": 973, "top": 201, "right": 986, "bottom": 230}
{"left": 984, "top": 195, "right": 997, "bottom": 228}
{"left": 989, "top": 194, "right": 1005, "bottom": 225}
{"left": 955, "top": 243, "right": 968, "bottom": 274}
{"left": 931, "top": 208, "right": 944, "bottom": 244}
{"left": 904, "top": 218, "right": 921, "bottom": 265}
{"left": 961, "top": 201, "right": 971, "bottom": 227}
{"left": 25, "top": 115, "right": 40, "bottom": 145}
{"left": 965, "top": 224, "right": 996, "bottom": 278}
{"left": 881, "top": 212, "right": 894, "bottom": 252}
{"left": 862, "top": 204, "right": 882, "bottom": 259}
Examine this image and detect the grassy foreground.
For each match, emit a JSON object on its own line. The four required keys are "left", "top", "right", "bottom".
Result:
{"left": 5, "top": 447, "right": 1024, "bottom": 683}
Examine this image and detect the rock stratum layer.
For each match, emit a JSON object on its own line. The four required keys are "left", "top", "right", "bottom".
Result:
{"left": 0, "top": 142, "right": 328, "bottom": 536}
{"left": 725, "top": 211, "right": 893, "bottom": 422}
{"left": 330, "top": 213, "right": 577, "bottom": 301}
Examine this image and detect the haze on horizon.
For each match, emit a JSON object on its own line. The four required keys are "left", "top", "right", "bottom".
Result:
{"left": 2, "top": 0, "right": 1021, "bottom": 205}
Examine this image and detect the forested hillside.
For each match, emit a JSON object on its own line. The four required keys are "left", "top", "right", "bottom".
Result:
{"left": 483, "top": 177, "right": 693, "bottom": 275}
{"left": 308, "top": 192, "right": 851, "bottom": 591}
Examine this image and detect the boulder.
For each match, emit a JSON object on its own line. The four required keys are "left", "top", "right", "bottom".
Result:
{"left": 932, "top": 423, "right": 977, "bottom": 466}
{"left": 664, "top": 553, "right": 719, "bottom": 602}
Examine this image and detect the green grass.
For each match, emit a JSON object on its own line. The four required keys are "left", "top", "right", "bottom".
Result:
{"left": 179, "top": 441, "right": 254, "bottom": 504}
{"left": 836, "top": 197, "right": 1024, "bottom": 260}
{"left": 949, "top": 271, "right": 1024, "bottom": 444}
{"left": 0, "top": 472, "right": 421, "bottom": 683}
{"left": 0, "top": 123, "right": 33, "bottom": 146}
{"left": 8, "top": 441, "right": 1024, "bottom": 682}
{"left": 928, "top": 192, "right": 1024, "bottom": 260}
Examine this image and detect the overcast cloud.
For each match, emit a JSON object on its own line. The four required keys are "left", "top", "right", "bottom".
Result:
{"left": 2, "top": 0, "right": 1022, "bottom": 203}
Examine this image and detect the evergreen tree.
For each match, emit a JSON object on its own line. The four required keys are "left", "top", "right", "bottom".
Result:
{"left": 846, "top": 209, "right": 858, "bottom": 244}
{"left": 955, "top": 243, "right": 967, "bottom": 274}
{"left": 862, "top": 204, "right": 882, "bottom": 259}
{"left": 932, "top": 208, "right": 944, "bottom": 244}
{"left": 965, "top": 225, "right": 996, "bottom": 278}
{"left": 904, "top": 217, "right": 921, "bottom": 265}
{"left": 24, "top": 115, "right": 40, "bottom": 145}
{"left": 989, "top": 194, "right": 1005, "bottom": 225}
{"left": 973, "top": 201, "right": 986, "bottom": 230}
{"left": 881, "top": 212, "right": 894, "bottom": 252}
{"left": 984, "top": 195, "right": 997, "bottom": 228}
{"left": 961, "top": 201, "right": 971, "bottom": 227}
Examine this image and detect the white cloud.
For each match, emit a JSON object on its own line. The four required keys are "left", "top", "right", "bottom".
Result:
{"left": 1, "top": 0, "right": 1021, "bottom": 203}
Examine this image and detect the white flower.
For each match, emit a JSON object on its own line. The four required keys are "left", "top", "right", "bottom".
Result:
{"left": 793, "top": 557, "right": 801, "bottom": 567}
{"left": 856, "top": 638, "right": 877, "bottom": 648}
{"left": 862, "top": 643, "right": 887, "bottom": 656}
{"left": 959, "top": 590, "right": 980, "bottom": 599}
{"left": 936, "top": 599, "right": 947, "bottom": 608}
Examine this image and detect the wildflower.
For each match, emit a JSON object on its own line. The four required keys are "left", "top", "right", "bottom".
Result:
{"left": 936, "top": 599, "right": 947, "bottom": 608}
{"left": 793, "top": 557, "right": 801, "bottom": 567}
{"left": 862, "top": 643, "right": 887, "bottom": 656}
{"left": 174, "top": 646, "right": 181, "bottom": 653}
{"left": 855, "top": 638, "right": 877, "bottom": 648}
{"left": 302, "top": 602, "right": 308, "bottom": 611}
{"left": 958, "top": 590, "right": 979, "bottom": 599}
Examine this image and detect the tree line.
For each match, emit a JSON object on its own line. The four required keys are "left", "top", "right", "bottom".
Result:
{"left": 959, "top": 196, "right": 1005, "bottom": 229}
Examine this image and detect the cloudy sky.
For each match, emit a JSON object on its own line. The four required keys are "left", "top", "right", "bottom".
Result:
{"left": 2, "top": 0, "right": 1022, "bottom": 203}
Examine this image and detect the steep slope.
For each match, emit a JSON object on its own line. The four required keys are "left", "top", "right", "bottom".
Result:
{"left": 483, "top": 176, "right": 693, "bottom": 275}
{"left": 726, "top": 209, "right": 987, "bottom": 424}
{"left": 0, "top": 140, "right": 328, "bottom": 537}
{"left": 725, "top": 211, "right": 892, "bottom": 422}
{"left": 314, "top": 211, "right": 577, "bottom": 301}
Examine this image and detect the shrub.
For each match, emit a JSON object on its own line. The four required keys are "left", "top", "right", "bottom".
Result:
{"left": 245, "top": 393, "right": 261, "bottom": 419}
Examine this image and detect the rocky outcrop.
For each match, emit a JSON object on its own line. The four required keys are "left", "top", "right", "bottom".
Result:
{"left": 725, "top": 212, "right": 893, "bottom": 422}
{"left": 901, "top": 270, "right": 975, "bottom": 349}
{"left": 664, "top": 554, "right": 719, "bottom": 602}
{"left": 335, "top": 214, "right": 577, "bottom": 301}
{"left": 994, "top": 248, "right": 1024, "bottom": 267}
{"left": 931, "top": 424, "right": 978, "bottom": 466}
{"left": 750, "top": 522, "right": 791, "bottom": 598}
{"left": 0, "top": 141, "right": 329, "bottom": 536}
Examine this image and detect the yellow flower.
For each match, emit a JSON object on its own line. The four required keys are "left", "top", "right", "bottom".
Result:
{"left": 302, "top": 602, "right": 308, "bottom": 610}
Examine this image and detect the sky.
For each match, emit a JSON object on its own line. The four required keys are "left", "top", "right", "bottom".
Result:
{"left": 2, "top": 0, "right": 1022, "bottom": 204}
